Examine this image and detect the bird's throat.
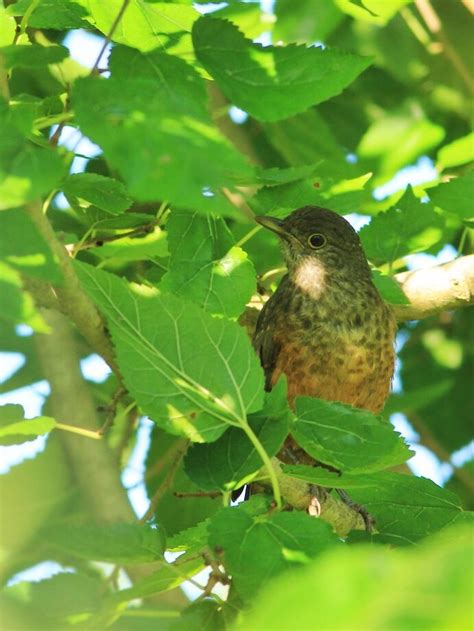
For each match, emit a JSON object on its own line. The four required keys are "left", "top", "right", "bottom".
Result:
{"left": 291, "top": 257, "right": 327, "bottom": 300}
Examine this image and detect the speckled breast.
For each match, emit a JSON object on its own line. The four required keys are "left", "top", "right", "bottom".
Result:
{"left": 271, "top": 285, "right": 397, "bottom": 414}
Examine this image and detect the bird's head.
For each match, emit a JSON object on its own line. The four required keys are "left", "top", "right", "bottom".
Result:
{"left": 255, "top": 206, "right": 371, "bottom": 283}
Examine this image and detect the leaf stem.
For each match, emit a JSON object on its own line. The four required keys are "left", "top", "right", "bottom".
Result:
{"left": 55, "top": 422, "right": 102, "bottom": 439}
{"left": 240, "top": 422, "right": 281, "bottom": 508}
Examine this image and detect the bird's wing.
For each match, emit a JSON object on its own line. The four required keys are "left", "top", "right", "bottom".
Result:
{"left": 253, "top": 281, "right": 286, "bottom": 391}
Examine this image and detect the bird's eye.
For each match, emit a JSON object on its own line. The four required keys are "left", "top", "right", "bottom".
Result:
{"left": 307, "top": 233, "right": 326, "bottom": 249}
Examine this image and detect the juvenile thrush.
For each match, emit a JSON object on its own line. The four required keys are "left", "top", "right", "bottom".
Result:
{"left": 254, "top": 206, "right": 397, "bottom": 414}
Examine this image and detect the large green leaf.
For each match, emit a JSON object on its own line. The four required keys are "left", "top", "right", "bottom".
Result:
{"left": 347, "top": 472, "right": 465, "bottom": 544}
{"left": 241, "top": 525, "right": 473, "bottom": 630}
{"left": 437, "top": 133, "right": 474, "bottom": 169}
{"left": 83, "top": 0, "right": 199, "bottom": 58}
{"left": 185, "top": 381, "right": 292, "bottom": 491}
{"left": 193, "top": 16, "right": 371, "bottom": 122}
{"left": 0, "top": 262, "right": 50, "bottom": 332}
{"left": 0, "top": 44, "right": 68, "bottom": 69}
{"left": 6, "top": 0, "right": 90, "bottom": 29}
{"left": 76, "top": 263, "right": 264, "bottom": 442}
{"left": 0, "top": 209, "right": 61, "bottom": 282}
{"left": 0, "top": 438, "right": 71, "bottom": 577}
{"left": 46, "top": 523, "right": 165, "bottom": 564}
{"left": 62, "top": 173, "right": 133, "bottom": 215}
{"left": 429, "top": 171, "right": 474, "bottom": 221}
{"left": 0, "top": 404, "right": 56, "bottom": 446}
{"left": 292, "top": 397, "right": 412, "bottom": 473}
{"left": 72, "top": 47, "right": 252, "bottom": 214}
{"left": 161, "top": 210, "right": 256, "bottom": 318}
{"left": 208, "top": 503, "right": 340, "bottom": 601}
{"left": 112, "top": 552, "right": 205, "bottom": 601}
{"left": 282, "top": 466, "right": 464, "bottom": 544}
{"left": 357, "top": 110, "right": 445, "bottom": 182}
{"left": 359, "top": 187, "right": 444, "bottom": 264}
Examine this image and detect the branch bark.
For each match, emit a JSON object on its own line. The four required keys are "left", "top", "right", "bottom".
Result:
{"left": 263, "top": 459, "right": 366, "bottom": 537}
{"left": 392, "top": 255, "right": 474, "bottom": 321}
{"left": 26, "top": 202, "right": 118, "bottom": 373}
{"left": 35, "top": 309, "right": 135, "bottom": 523}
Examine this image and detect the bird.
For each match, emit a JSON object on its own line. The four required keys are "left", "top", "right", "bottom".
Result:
{"left": 254, "top": 206, "right": 397, "bottom": 415}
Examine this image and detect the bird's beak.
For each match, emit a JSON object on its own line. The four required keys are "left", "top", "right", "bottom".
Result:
{"left": 255, "top": 215, "right": 291, "bottom": 240}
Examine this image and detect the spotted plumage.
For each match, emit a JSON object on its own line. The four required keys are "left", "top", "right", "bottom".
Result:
{"left": 254, "top": 206, "right": 397, "bottom": 414}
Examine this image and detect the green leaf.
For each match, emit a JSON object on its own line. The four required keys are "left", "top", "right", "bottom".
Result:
{"left": 241, "top": 524, "right": 473, "bottom": 630}
{"left": 161, "top": 210, "right": 256, "bottom": 318}
{"left": 171, "top": 600, "right": 225, "bottom": 631}
{"left": 28, "top": 573, "right": 103, "bottom": 617}
{"left": 84, "top": 0, "right": 199, "bottom": 57}
{"left": 0, "top": 404, "right": 56, "bottom": 446}
{"left": 282, "top": 466, "right": 379, "bottom": 489}
{"left": 113, "top": 552, "right": 205, "bottom": 602}
{"left": 208, "top": 506, "right": 340, "bottom": 601}
{"left": 0, "top": 141, "right": 66, "bottom": 211}
{"left": 167, "top": 519, "right": 211, "bottom": 553}
{"left": 274, "top": 0, "right": 344, "bottom": 44}
{"left": 428, "top": 171, "right": 474, "bottom": 220}
{"left": 357, "top": 112, "right": 445, "bottom": 182}
{"left": 0, "top": 7, "right": 16, "bottom": 46}
{"left": 62, "top": 173, "right": 133, "bottom": 215}
{"left": 437, "top": 133, "right": 474, "bottom": 169}
{"left": 282, "top": 466, "right": 465, "bottom": 542}
{"left": 144, "top": 428, "right": 220, "bottom": 537}
{"left": 47, "top": 523, "right": 165, "bottom": 563}
{"left": 193, "top": 16, "right": 372, "bottom": 122}
{"left": 400, "top": 313, "right": 473, "bottom": 452}
{"left": 0, "top": 439, "right": 71, "bottom": 576}
{"left": 7, "top": 0, "right": 90, "bottom": 29}
{"left": 72, "top": 47, "right": 252, "bottom": 214}
{"left": 0, "top": 44, "right": 68, "bottom": 69}
{"left": 90, "top": 228, "right": 168, "bottom": 263}
{"left": 0, "top": 262, "right": 50, "bottom": 332}
{"left": 253, "top": 163, "right": 324, "bottom": 186}
{"left": 0, "top": 209, "right": 61, "bottom": 282}
{"left": 76, "top": 263, "right": 265, "bottom": 442}
{"left": 292, "top": 397, "right": 412, "bottom": 473}
{"left": 184, "top": 381, "right": 292, "bottom": 491}
{"left": 346, "top": 472, "right": 464, "bottom": 544}
{"left": 371, "top": 270, "right": 409, "bottom": 305}
{"left": 359, "top": 187, "right": 444, "bottom": 264}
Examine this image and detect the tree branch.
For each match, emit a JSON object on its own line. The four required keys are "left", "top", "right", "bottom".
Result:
{"left": 35, "top": 309, "right": 135, "bottom": 523}
{"left": 263, "top": 459, "right": 366, "bottom": 537}
{"left": 392, "top": 255, "right": 474, "bottom": 321}
{"left": 26, "top": 202, "right": 119, "bottom": 373}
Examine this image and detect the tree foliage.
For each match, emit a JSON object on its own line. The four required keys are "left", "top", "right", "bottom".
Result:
{"left": 0, "top": 1, "right": 473, "bottom": 629}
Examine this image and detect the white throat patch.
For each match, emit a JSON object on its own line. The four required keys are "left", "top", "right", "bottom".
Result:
{"left": 293, "top": 257, "right": 326, "bottom": 299}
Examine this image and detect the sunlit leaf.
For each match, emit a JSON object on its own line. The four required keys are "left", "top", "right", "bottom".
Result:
{"left": 193, "top": 16, "right": 371, "bottom": 122}
{"left": 76, "top": 263, "right": 264, "bottom": 442}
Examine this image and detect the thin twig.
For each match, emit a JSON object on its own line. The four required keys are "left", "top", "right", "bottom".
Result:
{"left": 144, "top": 438, "right": 188, "bottom": 481}
{"left": 91, "top": 0, "right": 131, "bottom": 73}
{"left": 139, "top": 441, "right": 189, "bottom": 523}
{"left": 174, "top": 491, "right": 222, "bottom": 499}
{"left": 97, "top": 386, "right": 128, "bottom": 436}
{"left": 72, "top": 222, "right": 158, "bottom": 255}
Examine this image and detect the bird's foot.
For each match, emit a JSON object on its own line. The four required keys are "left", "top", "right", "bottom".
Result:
{"left": 336, "top": 488, "right": 375, "bottom": 533}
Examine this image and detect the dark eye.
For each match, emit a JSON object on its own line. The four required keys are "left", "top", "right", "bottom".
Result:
{"left": 307, "top": 233, "right": 326, "bottom": 249}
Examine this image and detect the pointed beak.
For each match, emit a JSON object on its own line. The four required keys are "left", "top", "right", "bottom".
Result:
{"left": 255, "top": 215, "right": 290, "bottom": 239}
